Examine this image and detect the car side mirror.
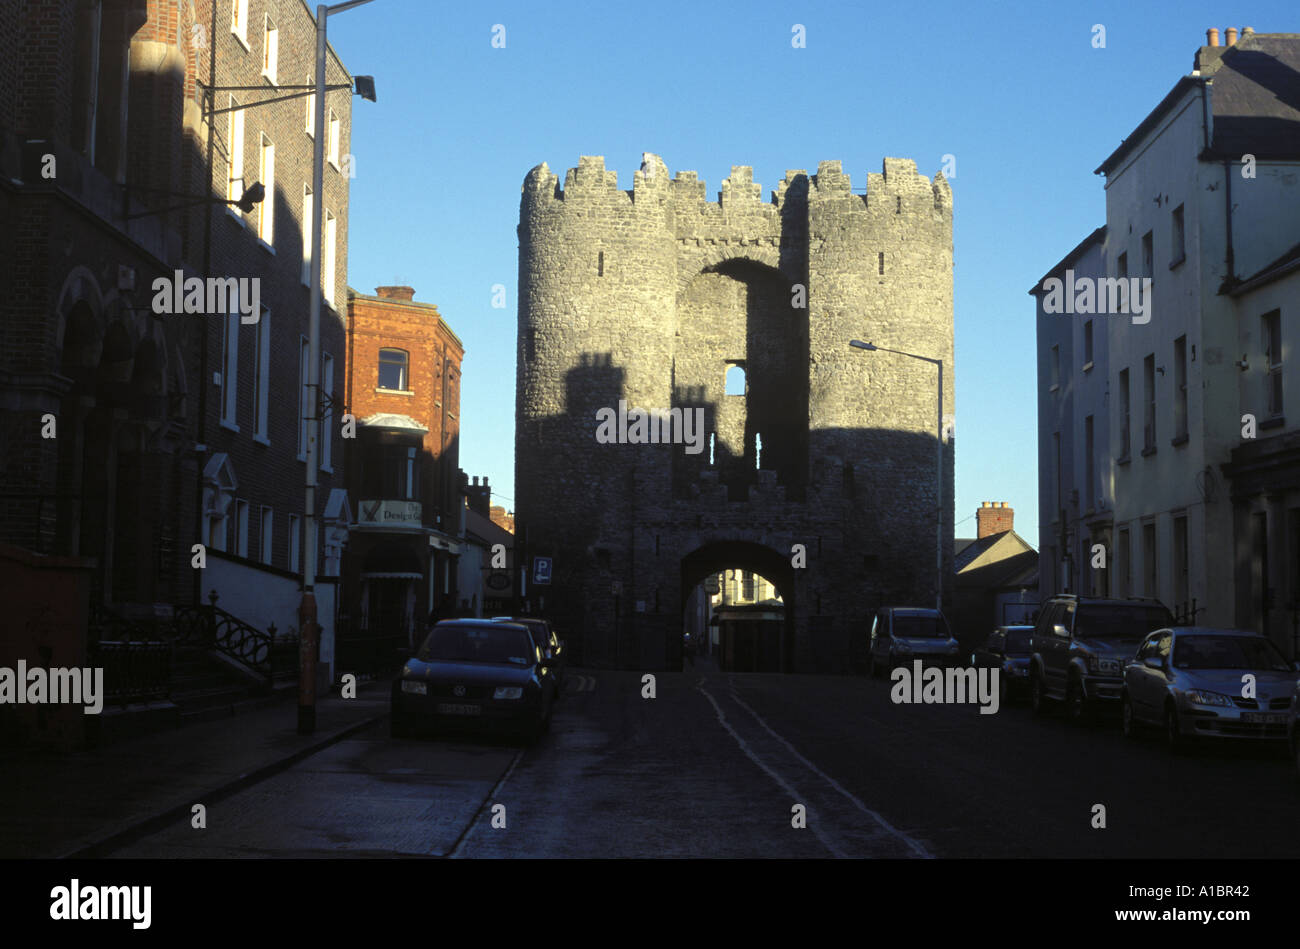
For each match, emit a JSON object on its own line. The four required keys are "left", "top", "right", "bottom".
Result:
{"left": 1143, "top": 656, "right": 1163, "bottom": 669}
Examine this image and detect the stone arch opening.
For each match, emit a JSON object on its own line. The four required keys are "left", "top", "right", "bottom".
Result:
{"left": 680, "top": 540, "right": 795, "bottom": 672}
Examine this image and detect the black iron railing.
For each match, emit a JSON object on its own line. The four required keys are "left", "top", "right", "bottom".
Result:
{"left": 88, "top": 640, "right": 172, "bottom": 706}
{"left": 171, "top": 603, "right": 293, "bottom": 687}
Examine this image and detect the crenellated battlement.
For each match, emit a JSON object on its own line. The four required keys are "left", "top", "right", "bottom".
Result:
{"left": 523, "top": 153, "right": 950, "bottom": 219}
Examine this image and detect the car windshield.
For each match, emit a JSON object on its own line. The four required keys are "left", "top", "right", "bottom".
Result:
{"left": 1076, "top": 606, "right": 1170, "bottom": 640}
{"left": 1172, "top": 635, "right": 1291, "bottom": 672}
{"left": 500, "top": 619, "right": 548, "bottom": 647}
{"left": 894, "top": 615, "right": 949, "bottom": 638}
{"left": 1003, "top": 629, "right": 1033, "bottom": 653}
{"left": 419, "top": 624, "right": 534, "bottom": 665}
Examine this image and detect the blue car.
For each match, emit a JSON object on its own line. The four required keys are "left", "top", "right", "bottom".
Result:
{"left": 390, "top": 619, "right": 560, "bottom": 743}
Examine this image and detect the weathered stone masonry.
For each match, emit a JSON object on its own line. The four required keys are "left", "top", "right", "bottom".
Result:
{"left": 516, "top": 153, "right": 954, "bottom": 672}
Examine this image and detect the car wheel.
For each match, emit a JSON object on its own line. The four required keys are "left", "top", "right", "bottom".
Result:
{"left": 1030, "top": 670, "right": 1048, "bottom": 716}
{"left": 1065, "top": 677, "right": 1088, "bottom": 724}
{"left": 1121, "top": 693, "right": 1139, "bottom": 739}
{"left": 1165, "top": 702, "right": 1189, "bottom": 754}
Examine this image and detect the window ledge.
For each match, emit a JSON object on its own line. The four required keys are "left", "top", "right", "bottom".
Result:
{"left": 1082, "top": 361, "right": 1094, "bottom": 373}
{"left": 1169, "top": 254, "right": 1185, "bottom": 271}
{"left": 252, "top": 433, "right": 271, "bottom": 447}
{"left": 257, "top": 237, "right": 275, "bottom": 254}
{"left": 1049, "top": 383, "right": 1060, "bottom": 393}
{"left": 1141, "top": 446, "right": 1157, "bottom": 457}
{"left": 220, "top": 418, "right": 240, "bottom": 433}
{"left": 1260, "top": 414, "right": 1285, "bottom": 430}
{"left": 226, "top": 206, "right": 247, "bottom": 226}
{"left": 262, "top": 72, "right": 277, "bottom": 86}
{"left": 232, "top": 30, "right": 250, "bottom": 51}
{"left": 1116, "top": 454, "right": 1131, "bottom": 466}
{"left": 1171, "top": 433, "right": 1189, "bottom": 447}
{"left": 375, "top": 387, "right": 414, "bottom": 396}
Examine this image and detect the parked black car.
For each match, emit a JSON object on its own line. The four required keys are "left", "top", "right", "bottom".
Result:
{"left": 492, "top": 616, "right": 567, "bottom": 690}
{"left": 971, "top": 625, "right": 1034, "bottom": 704}
{"left": 390, "top": 619, "right": 559, "bottom": 743}
{"left": 1029, "top": 595, "right": 1173, "bottom": 723}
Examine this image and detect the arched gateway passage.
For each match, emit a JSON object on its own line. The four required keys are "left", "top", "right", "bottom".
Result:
{"left": 680, "top": 541, "right": 795, "bottom": 673}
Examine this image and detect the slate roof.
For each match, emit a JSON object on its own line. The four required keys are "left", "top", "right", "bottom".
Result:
{"left": 1095, "top": 33, "right": 1300, "bottom": 175}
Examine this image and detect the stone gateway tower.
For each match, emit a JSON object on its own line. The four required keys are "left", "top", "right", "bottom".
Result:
{"left": 516, "top": 153, "right": 953, "bottom": 672}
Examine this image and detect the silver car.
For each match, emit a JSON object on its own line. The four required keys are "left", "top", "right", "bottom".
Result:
{"left": 1121, "top": 627, "right": 1298, "bottom": 751}
{"left": 867, "top": 607, "right": 960, "bottom": 678}
{"left": 1289, "top": 681, "right": 1300, "bottom": 779}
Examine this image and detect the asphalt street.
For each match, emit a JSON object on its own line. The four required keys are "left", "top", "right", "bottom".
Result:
{"left": 108, "top": 662, "right": 1300, "bottom": 858}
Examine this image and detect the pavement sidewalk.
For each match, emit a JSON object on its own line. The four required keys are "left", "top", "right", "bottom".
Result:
{"left": 0, "top": 680, "right": 391, "bottom": 858}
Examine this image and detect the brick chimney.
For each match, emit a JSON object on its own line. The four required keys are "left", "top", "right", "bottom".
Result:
{"left": 976, "top": 501, "right": 1015, "bottom": 539}
{"left": 464, "top": 475, "right": 491, "bottom": 517}
{"left": 374, "top": 285, "right": 416, "bottom": 301}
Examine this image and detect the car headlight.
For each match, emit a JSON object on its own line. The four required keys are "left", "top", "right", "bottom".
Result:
{"left": 493, "top": 686, "right": 523, "bottom": 700}
{"left": 1185, "top": 690, "right": 1234, "bottom": 708}
{"left": 1086, "top": 655, "right": 1099, "bottom": 672}
{"left": 1098, "top": 658, "right": 1121, "bottom": 675}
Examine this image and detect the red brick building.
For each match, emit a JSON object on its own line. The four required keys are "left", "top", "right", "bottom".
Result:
{"left": 342, "top": 286, "right": 464, "bottom": 650}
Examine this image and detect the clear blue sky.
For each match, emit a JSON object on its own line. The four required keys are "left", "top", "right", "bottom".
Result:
{"left": 332, "top": 0, "right": 1290, "bottom": 547}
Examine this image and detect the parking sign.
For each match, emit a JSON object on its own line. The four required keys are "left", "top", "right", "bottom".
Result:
{"left": 532, "top": 556, "right": 552, "bottom": 585}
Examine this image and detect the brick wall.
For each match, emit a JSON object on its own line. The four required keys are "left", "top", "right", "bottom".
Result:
{"left": 345, "top": 287, "right": 465, "bottom": 526}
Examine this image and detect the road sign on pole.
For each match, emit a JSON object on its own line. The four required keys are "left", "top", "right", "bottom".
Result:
{"left": 532, "top": 556, "right": 552, "bottom": 585}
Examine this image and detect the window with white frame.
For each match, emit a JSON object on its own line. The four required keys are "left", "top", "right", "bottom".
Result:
{"left": 220, "top": 295, "right": 240, "bottom": 429}
{"left": 252, "top": 307, "right": 270, "bottom": 440}
{"left": 231, "top": 0, "right": 249, "bottom": 45}
{"left": 298, "top": 336, "right": 310, "bottom": 458}
{"left": 323, "top": 208, "right": 337, "bottom": 304}
{"left": 321, "top": 352, "right": 334, "bottom": 471}
{"left": 328, "top": 109, "right": 340, "bottom": 167}
{"left": 301, "top": 184, "right": 313, "bottom": 285}
{"left": 261, "top": 15, "right": 278, "bottom": 84}
{"left": 1264, "top": 309, "right": 1283, "bottom": 418}
{"left": 235, "top": 499, "right": 249, "bottom": 557}
{"left": 305, "top": 75, "right": 314, "bottom": 135}
{"left": 257, "top": 133, "right": 274, "bottom": 244}
{"left": 227, "top": 96, "right": 244, "bottom": 205}
{"left": 259, "top": 506, "right": 273, "bottom": 564}
{"left": 288, "top": 514, "right": 301, "bottom": 573}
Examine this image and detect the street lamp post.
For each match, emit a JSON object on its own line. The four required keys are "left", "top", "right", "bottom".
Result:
{"left": 299, "top": 0, "right": 378, "bottom": 735}
{"left": 849, "top": 340, "right": 945, "bottom": 612}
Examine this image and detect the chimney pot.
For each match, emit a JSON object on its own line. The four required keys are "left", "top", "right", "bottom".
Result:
{"left": 1242, "top": 26, "right": 1254, "bottom": 35}
{"left": 374, "top": 285, "right": 416, "bottom": 301}
{"left": 1207, "top": 27, "right": 1219, "bottom": 46}
{"left": 1225, "top": 27, "right": 1238, "bottom": 45}
{"left": 975, "top": 502, "right": 1015, "bottom": 539}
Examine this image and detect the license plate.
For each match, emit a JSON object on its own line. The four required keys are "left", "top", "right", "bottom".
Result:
{"left": 1242, "top": 712, "right": 1286, "bottom": 724}
{"left": 437, "top": 703, "right": 481, "bottom": 716}
{"left": 400, "top": 680, "right": 427, "bottom": 695}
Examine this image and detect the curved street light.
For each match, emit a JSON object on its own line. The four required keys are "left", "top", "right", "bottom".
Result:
{"left": 849, "top": 339, "right": 945, "bottom": 612}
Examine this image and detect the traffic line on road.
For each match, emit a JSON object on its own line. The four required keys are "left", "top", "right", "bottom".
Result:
{"left": 694, "top": 679, "right": 847, "bottom": 858}
{"left": 566, "top": 674, "right": 597, "bottom": 693}
{"left": 723, "top": 682, "right": 933, "bottom": 859}
{"left": 446, "top": 747, "right": 526, "bottom": 859}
